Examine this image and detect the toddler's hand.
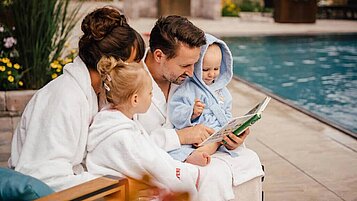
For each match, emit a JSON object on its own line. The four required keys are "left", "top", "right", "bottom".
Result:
{"left": 192, "top": 98, "right": 205, "bottom": 120}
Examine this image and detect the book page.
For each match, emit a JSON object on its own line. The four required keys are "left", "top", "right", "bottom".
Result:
{"left": 198, "top": 96, "right": 271, "bottom": 146}
{"left": 198, "top": 114, "right": 255, "bottom": 146}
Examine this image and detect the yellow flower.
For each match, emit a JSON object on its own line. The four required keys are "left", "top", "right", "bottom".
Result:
{"left": 0, "top": 66, "right": 5, "bottom": 71}
{"left": 64, "top": 58, "right": 72, "bottom": 64}
{"left": 51, "top": 73, "right": 58, "bottom": 79}
{"left": 8, "top": 75, "right": 14, "bottom": 82}
{"left": 14, "top": 63, "right": 20, "bottom": 69}
{"left": 56, "top": 68, "right": 61, "bottom": 72}
{"left": 2, "top": 58, "right": 10, "bottom": 63}
{"left": 7, "top": 71, "right": 11, "bottom": 75}
{"left": 71, "top": 49, "right": 76, "bottom": 54}
{"left": 7, "top": 62, "right": 12, "bottom": 68}
{"left": 18, "top": 81, "right": 23, "bottom": 86}
{"left": 50, "top": 62, "right": 57, "bottom": 69}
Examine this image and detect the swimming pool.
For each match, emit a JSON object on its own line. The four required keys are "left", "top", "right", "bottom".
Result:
{"left": 223, "top": 34, "right": 357, "bottom": 136}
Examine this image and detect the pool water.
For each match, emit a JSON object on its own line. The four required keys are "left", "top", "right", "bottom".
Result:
{"left": 223, "top": 34, "right": 357, "bottom": 135}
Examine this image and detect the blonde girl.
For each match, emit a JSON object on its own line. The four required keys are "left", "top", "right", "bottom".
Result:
{"left": 86, "top": 56, "right": 200, "bottom": 200}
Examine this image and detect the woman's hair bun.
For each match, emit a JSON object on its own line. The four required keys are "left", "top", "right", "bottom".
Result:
{"left": 81, "top": 7, "right": 128, "bottom": 41}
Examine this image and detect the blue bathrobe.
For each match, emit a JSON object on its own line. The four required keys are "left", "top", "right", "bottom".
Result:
{"left": 168, "top": 33, "right": 234, "bottom": 161}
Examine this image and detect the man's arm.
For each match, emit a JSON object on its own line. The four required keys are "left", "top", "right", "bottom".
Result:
{"left": 176, "top": 124, "right": 214, "bottom": 145}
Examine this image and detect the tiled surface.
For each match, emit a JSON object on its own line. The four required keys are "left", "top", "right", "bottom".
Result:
{"left": 228, "top": 80, "right": 357, "bottom": 201}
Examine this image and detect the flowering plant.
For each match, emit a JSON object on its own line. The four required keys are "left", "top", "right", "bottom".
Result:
{"left": 49, "top": 49, "right": 77, "bottom": 80}
{"left": 222, "top": 0, "right": 240, "bottom": 17}
{"left": 0, "top": 23, "right": 78, "bottom": 90}
{"left": 0, "top": 23, "right": 18, "bottom": 59}
{"left": 0, "top": 57, "right": 23, "bottom": 90}
{"left": 0, "top": 23, "right": 23, "bottom": 90}
{"left": 0, "top": 49, "right": 78, "bottom": 90}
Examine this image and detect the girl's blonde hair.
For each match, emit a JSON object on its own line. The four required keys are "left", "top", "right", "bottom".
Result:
{"left": 97, "top": 56, "right": 148, "bottom": 105}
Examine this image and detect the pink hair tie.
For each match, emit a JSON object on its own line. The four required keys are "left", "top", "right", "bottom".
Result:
{"left": 106, "top": 74, "right": 112, "bottom": 82}
{"left": 103, "top": 83, "right": 110, "bottom": 91}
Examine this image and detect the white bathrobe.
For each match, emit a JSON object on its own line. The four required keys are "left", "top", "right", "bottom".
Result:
{"left": 136, "top": 51, "right": 265, "bottom": 201}
{"left": 86, "top": 108, "right": 199, "bottom": 199}
{"left": 10, "top": 57, "right": 97, "bottom": 191}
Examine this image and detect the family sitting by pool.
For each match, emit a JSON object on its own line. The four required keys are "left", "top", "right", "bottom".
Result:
{"left": 6, "top": 6, "right": 264, "bottom": 201}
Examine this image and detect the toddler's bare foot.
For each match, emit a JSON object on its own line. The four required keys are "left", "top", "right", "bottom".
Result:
{"left": 185, "top": 151, "right": 210, "bottom": 166}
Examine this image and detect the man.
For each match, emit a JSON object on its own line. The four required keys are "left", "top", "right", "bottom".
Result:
{"left": 137, "top": 15, "right": 264, "bottom": 201}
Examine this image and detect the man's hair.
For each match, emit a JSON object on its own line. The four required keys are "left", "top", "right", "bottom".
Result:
{"left": 149, "top": 15, "right": 206, "bottom": 59}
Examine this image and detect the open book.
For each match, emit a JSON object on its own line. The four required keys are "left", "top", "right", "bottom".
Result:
{"left": 198, "top": 96, "right": 271, "bottom": 146}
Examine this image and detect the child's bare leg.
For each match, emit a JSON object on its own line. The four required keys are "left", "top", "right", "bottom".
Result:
{"left": 185, "top": 150, "right": 211, "bottom": 166}
{"left": 185, "top": 142, "right": 220, "bottom": 166}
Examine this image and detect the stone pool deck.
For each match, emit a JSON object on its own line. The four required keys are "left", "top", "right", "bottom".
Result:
{"left": 1, "top": 4, "right": 357, "bottom": 200}
{"left": 130, "top": 15, "right": 357, "bottom": 201}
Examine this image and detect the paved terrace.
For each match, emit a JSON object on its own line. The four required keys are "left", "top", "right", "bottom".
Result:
{"left": 133, "top": 15, "right": 357, "bottom": 201}
{"left": 1, "top": 3, "right": 357, "bottom": 201}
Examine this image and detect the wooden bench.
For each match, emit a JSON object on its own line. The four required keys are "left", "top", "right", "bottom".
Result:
{"left": 37, "top": 176, "right": 129, "bottom": 201}
{"left": 36, "top": 175, "right": 189, "bottom": 201}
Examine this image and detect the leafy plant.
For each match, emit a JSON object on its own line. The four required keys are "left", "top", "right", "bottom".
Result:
{"left": 222, "top": 0, "right": 240, "bottom": 17}
{"left": 239, "top": 0, "right": 262, "bottom": 12}
{"left": 9, "top": 0, "right": 81, "bottom": 89}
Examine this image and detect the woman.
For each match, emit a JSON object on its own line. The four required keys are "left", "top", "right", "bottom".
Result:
{"left": 9, "top": 6, "right": 145, "bottom": 191}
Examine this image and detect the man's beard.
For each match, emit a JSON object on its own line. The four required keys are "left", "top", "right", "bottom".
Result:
{"left": 171, "top": 74, "right": 188, "bottom": 85}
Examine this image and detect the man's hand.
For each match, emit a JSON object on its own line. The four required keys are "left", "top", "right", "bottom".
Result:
{"left": 191, "top": 98, "right": 205, "bottom": 120}
{"left": 177, "top": 124, "right": 214, "bottom": 145}
{"left": 222, "top": 128, "right": 250, "bottom": 150}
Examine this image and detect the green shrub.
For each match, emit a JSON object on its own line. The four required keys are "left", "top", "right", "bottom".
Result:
{"left": 239, "top": 0, "right": 262, "bottom": 12}
{"left": 222, "top": 0, "right": 240, "bottom": 17}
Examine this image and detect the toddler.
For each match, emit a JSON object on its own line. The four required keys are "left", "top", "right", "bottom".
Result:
{"left": 169, "top": 33, "right": 234, "bottom": 166}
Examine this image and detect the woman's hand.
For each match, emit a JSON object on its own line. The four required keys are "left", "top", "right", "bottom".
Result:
{"left": 222, "top": 128, "right": 250, "bottom": 150}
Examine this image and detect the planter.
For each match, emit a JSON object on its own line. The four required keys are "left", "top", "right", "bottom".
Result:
{"left": 0, "top": 90, "right": 36, "bottom": 167}
{"left": 0, "top": 90, "right": 37, "bottom": 117}
{"left": 274, "top": 0, "right": 317, "bottom": 23}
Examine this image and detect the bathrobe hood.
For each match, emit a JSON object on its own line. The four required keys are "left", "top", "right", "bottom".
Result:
{"left": 87, "top": 109, "right": 135, "bottom": 152}
{"left": 193, "top": 33, "right": 233, "bottom": 92}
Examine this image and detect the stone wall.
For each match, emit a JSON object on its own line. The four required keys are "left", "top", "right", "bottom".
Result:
{"left": 191, "top": 0, "right": 222, "bottom": 20}
{"left": 123, "top": 0, "right": 158, "bottom": 19}
{"left": 123, "top": 0, "right": 221, "bottom": 20}
{"left": 0, "top": 90, "right": 36, "bottom": 167}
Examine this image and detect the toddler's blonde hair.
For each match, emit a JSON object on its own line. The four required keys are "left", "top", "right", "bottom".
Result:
{"left": 97, "top": 56, "right": 148, "bottom": 105}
